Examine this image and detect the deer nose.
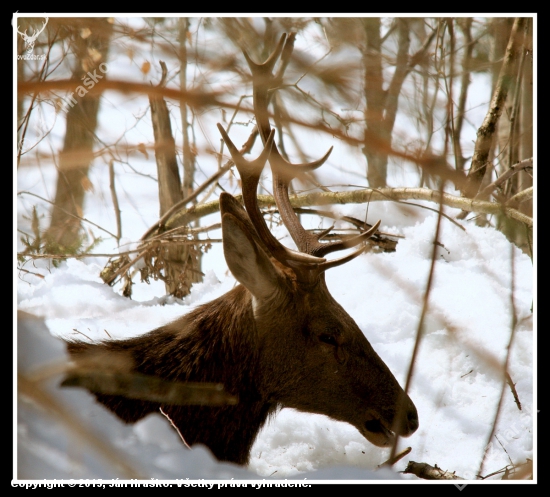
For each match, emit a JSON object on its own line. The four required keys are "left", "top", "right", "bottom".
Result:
{"left": 400, "top": 398, "right": 419, "bottom": 436}
{"left": 407, "top": 407, "right": 419, "bottom": 433}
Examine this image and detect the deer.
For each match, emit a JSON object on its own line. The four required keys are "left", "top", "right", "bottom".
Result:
{"left": 65, "top": 33, "right": 419, "bottom": 467}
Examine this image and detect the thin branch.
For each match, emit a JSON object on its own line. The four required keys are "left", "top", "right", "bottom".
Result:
{"left": 108, "top": 160, "right": 122, "bottom": 243}
{"left": 475, "top": 157, "right": 533, "bottom": 200}
{"left": 18, "top": 75, "right": 471, "bottom": 188}
{"left": 389, "top": 181, "right": 445, "bottom": 464}
{"left": 379, "top": 447, "right": 412, "bottom": 467}
{"left": 18, "top": 191, "right": 118, "bottom": 239}
{"left": 17, "top": 267, "right": 45, "bottom": 279}
{"left": 505, "top": 371, "right": 522, "bottom": 410}
{"left": 160, "top": 407, "right": 192, "bottom": 449}
{"left": 478, "top": 242, "right": 519, "bottom": 476}
{"left": 507, "top": 186, "right": 532, "bottom": 206}
{"left": 18, "top": 78, "right": 225, "bottom": 110}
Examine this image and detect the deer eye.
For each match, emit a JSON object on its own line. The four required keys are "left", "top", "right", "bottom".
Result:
{"left": 319, "top": 334, "right": 337, "bottom": 346}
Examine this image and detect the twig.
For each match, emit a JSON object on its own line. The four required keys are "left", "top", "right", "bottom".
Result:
{"left": 404, "top": 461, "right": 464, "bottom": 480}
{"left": 17, "top": 267, "right": 45, "bottom": 279}
{"left": 160, "top": 407, "right": 192, "bottom": 449}
{"left": 18, "top": 78, "right": 226, "bottom": 111}
{"left": 108, "top": 159, "right": 122, "bottom": 243}
{"left": 379, "top": 447, "right": 411, "bottom": 467}
{"left": 480, "top": 460, "right": 532, "bottom": 480}
{"left": 478, "top": 242, "right": 519, "bottom": 476}
{"left": 507, "top": 186, "right": 533, "bottom": 206}
{"left": 18, "top": 191, "right": 118, "bottom": 239}
{"left": 495, "top": 434, "right": 514, "bottom": 466}
{"left": 505, "top": 371, "right": 522, "bottom": 410}
{"left": 19, "top": 75, "right": 474, "bottom": 187}
{"left": 475, "top": 157, "right": 533, "bottom": 200}
{"left": 389, "top": 182, "right": 445, "bottom": 464}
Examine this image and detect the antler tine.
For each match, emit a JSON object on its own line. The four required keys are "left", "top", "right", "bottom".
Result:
{"left": 242, "top": 33, "right": 333, "bottom": 179}
{"left": 217, "top": 123, "right": 325, "bottom": 266}
{"left": 318, "top": 243, "right": 369, "bottom": 272}
{"left": 315, "top": 219, "right": 382, "bottom": 258}
{"left": 242, "top": 33, "right": 287, "bottom": 76}
{"left": 243, "top": 32, "right": 337, "bottom": 258}
{"left": 270, "top": 145, "right": 333, "bottom": 183}
{"left": 217, "top": 123, "right": 273, "bottom": 180}
{"left": 239, "top": 31, "right": 378, "bottom": 276}
{"left": 315, "top": 220, "right": 381, "bottom": 272}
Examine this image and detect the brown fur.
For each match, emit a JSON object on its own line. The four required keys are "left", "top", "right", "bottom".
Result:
{"left": 67, "top": 266, "right": 418, "bottom": 465}
{"left": 66, "top": 32, "right": 418, "bottom": 466}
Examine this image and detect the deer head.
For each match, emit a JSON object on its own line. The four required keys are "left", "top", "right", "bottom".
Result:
{"left": 215, "top": 33, "right": 418, "bottom": 449}
{"left": 64, "top": 32, "right": 418, "bottom": 466}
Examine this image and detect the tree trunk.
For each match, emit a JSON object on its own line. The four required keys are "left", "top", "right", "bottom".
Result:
{"left": 361, "top": 18, "right": 387, "bottom": 188}
{"left": 46, "top": 19, "right": 113, "bottom": 253}
{"left": 176, "top": 18, "right": 202, "bottom": 295}
{"left": 145, "top": 18, "right": 202, "bottom": 298}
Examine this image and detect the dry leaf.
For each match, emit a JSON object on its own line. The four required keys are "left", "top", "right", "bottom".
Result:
{"left": 88, "top": 48, "right": 102, "bottom": 63}
{"left": 137, "top": 143, "right": 149, "bottom": 160}
{"left": 81, "top": 28, "right": 92, "bottom": 39}
{"left": 81, "top": 177, "right": 94, "bottom": 193}
{"left": 141, "top": 61, "right": 151, "bottom": 75}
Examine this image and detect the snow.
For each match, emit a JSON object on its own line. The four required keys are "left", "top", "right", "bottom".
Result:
{"left": 16, "top": 184, "right": 535, "bottom": 483}
{"left": 14, "top": 15, "right": 535, "bottom": 485}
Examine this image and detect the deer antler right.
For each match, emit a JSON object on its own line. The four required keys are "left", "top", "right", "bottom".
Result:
{"left": 239, "top": 33, "right": 382, "bottom": 271}
{"left": 217, "top": 123, "right": 326, "bottom": 267}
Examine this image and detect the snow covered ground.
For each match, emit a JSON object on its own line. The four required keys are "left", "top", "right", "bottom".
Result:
{"left": 16, "top": 181, "right": 535, "bottom": 482}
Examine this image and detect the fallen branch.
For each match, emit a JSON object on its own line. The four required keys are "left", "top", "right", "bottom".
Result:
{"left": 404, "top": 461, "right": 464, "bottom": 480}
{"left": 165, "top": 187, "right": 533, "bottom": 230}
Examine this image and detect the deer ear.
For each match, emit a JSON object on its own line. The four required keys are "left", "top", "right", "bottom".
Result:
{"left": 222, "top": 212, "right": 280, "bottom": 300}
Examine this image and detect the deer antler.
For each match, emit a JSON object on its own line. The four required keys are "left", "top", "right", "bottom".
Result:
{"left": 16, "top": 25, "right": 28, "bottom": 38}
{"left": 247, "top": 34, "right": 382, "bottom": 262}
{"left": 219, "top": 32, "right": 381, "bottom": 278}
{"left": 217, "top": 123, "right": 325, "bottom": 267}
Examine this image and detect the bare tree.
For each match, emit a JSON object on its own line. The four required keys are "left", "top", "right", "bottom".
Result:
{"left": 45, "top": 18, "right": 114, "bottom": 254}
{"left": 16, "top": 15, "right": 534, "bottom": 481}
{"left": 17, "top": 16, "right": 533, "bottom": 289}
